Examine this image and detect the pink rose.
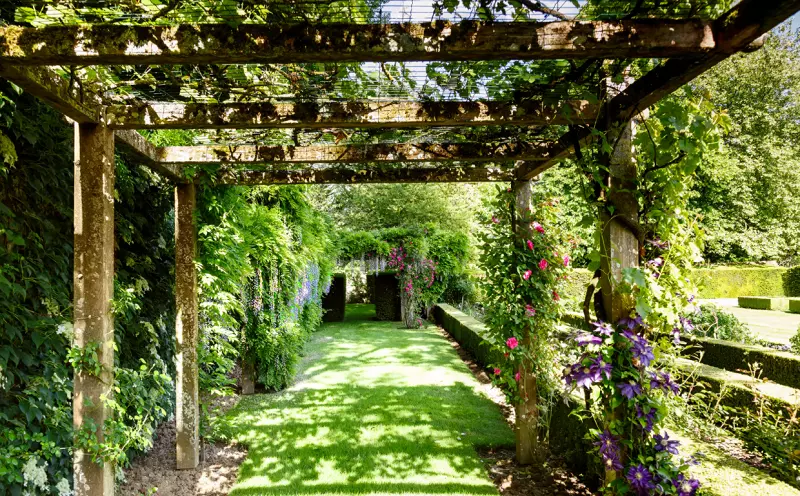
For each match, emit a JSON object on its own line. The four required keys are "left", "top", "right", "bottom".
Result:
{"left": 506, "top": 337, "right": 519, "bottom": 349}
{"left": 494, "top": 368, "right": 501, "bottom": 376}
{"left": 514, "top": 372, "right": 521, "bottom": 382}
{"left": 527, "top": 240, "right": 534, "bottom": 251}
{"left": 491, "top": 215, "right": 500, "bottom": 224}
{"left": 563, "top": 254, "right": 570, "bottom": 267}
{"left": 532, "top": 221, "right": 545, "bottom": 234}
{"left": 525, "top": 304, "right": 536, "bottom": 317}
{"left": 523, "top": 269, "right": 532, "bottom": 281}
{"left": 538, "top": 259, "right": 548, "bottom": 270}
{"left": 553, "top": 290, "right": 560, "bottom": 301}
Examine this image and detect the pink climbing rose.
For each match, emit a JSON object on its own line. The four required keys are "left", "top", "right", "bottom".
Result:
{"left": 525, "top": 304, "right": 536, "bottom": 317}
{"left": 553, "top": 290, "right": 561, "bottom": 301}
{"left": 491, "top": 215, "right": 500, "bottom": 224}
{"left": 515, "top": 372, "right": 521, "bottom": 382}
{"left": 532, "top": 221, "right": 545, "bottom": 234}
{"left": 538, "top": 259, "right": 548, "bottom": 270}
{"left": 506, "top": 337, "right": 519, "bottom": 349}
{"left": 494, "top": 368, "right": 501, "bottom": 376}
{"left": 563, "top": 254, "right": 570, "bottom": 267}
{"left": 523, "top": 269, "right": 532, "bottom": 281}
{"left": 527, "top": 239, "right": 534, "bottom": 251}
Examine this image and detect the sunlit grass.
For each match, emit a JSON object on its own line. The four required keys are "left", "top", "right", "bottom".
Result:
{"left": 224, "top": 303, "right": 514, "bottom": 495}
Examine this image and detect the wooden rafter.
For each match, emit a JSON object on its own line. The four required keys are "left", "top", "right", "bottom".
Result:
{"left": 0, "top": 20, "right": 718, "bottom": 65}
{"left": 157, "top": 142, "right": 553, "bottom": 165}
{"left": 215, "top": 166, "right": 515, "bottom": 184}
{"left": 114, "top": 130, "right": 187, "bottom": 183}
{"left": 517, "top": 0, "right": 800, "bottom": 179}
{"left": 106, "top": 100, "right": 599, "bottom": 130}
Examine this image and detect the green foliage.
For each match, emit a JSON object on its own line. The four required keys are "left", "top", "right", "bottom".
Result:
{"left": 692, "top": 26, "right": 800, "bottom": 264}
{"left": 783, "top": 266, "right": 800, "bottom": 297}
{"left": 695, "top": 266, "right": 788, "bottom": 298}
{"left": 791, "top": 326, "right": 800, "bottom": 355}
{"left": 688, "top": 304, "right": 755, "bottom": 343}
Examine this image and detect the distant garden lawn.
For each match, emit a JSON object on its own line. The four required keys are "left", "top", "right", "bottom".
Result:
{"left": 223, "top": 303, "right": 514, "bottom": 495}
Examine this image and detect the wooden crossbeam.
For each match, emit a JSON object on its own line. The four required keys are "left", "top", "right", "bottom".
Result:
{"left": 114, "top": 130, "right": 187, "bottom": 183}
{"left": 0, "top": 20, "right": 718, "bottom": 65}
{"left": 106, "top": 100, "right": 599, "bottom": 130}
{"left": 517, "top": 0, "right": 800, "bottom": 179}
{"left": 157, "top": 142, "right": 552, "bottom": 165}
{"left": 216, "top": 166, "right": 515, "bottom": 184}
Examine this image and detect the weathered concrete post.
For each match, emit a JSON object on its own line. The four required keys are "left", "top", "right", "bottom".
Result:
{"left": 175, "top": 182, "right": 199, "bottom": 469}
{"left": 73, "top": 122, "right": 115, "bottom": 496}
{"left": 512, "top": 179, "right": 539, "bottom": 465}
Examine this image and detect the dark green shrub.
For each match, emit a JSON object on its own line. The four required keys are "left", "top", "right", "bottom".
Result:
{"left": 689, "top": 304, "right": 755, "bottom": 344}
{"left": 783, "top": 266, "right": 800, "bottom": 297}
{"left": 253, "top": 318, "right": 309, "bottom": 391}
{"left": 791, "top": 326, "right": 800, "bottom": 355}
{"left": 322, "top": 274, "right": 346, "bottom": 322}
{"left": 375, "top": 271, "right": 401, "bottom": 321}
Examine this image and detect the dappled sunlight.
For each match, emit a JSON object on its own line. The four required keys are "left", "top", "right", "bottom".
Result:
{"left": 224, "top": 304, "right": 513, "bottom": 495}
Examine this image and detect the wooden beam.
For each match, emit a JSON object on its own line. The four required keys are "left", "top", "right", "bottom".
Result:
{"left": 157, "top": 142, "right": 553, "bottom": 165}
{"left": 114, "top": 130, "right": 187, "bottom": 183}
{"left": 216, "top": 166, "right": 515, "bottom": 184}
{"left": 0, "top": 64, "right": 101, "bottom": 123}
{"left": 517, "top": 0, "right": 800, "bottom": 179}
{"left": 106, "top": 100, "right": 599, "bottom": 130}
{"left": 0, "top": 20, "right": 717, "bottom": 65}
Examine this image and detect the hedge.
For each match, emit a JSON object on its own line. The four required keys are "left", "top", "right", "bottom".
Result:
{"left": 366, "top": 273, "right": 376, "bottom": 304}
{"left": 738, "top": 296, "right": 790, "bottom": 311}
{"left": 682, "top": 335, "right": 800, "bottom": 389}
{"left": 790, "top": 299, "right": 800, "bottom": 314}
{"left": 694, "top": 267, "right": 787, "bottom": 298}
{"left": 374, "top": 271, "right": 401, "bottom": 321}
{"left": 322, "top": 274, "right": 346, "bottom": 322}
{"left": 784, "top": 266, "right": 800, "bottom": 297}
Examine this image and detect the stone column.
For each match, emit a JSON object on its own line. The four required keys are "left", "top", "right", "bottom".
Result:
{"left": 73, "top": 123, "right": 115, "bottom": 496}
{"left": 175, "top": 182, "right": 199, "bottom": 469}
{"left": 512, "top": 179, "right": 539, "bottom": 465}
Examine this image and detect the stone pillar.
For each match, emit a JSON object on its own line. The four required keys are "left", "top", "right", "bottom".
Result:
{"left": 73, "top": 123, "right": 115, "bottom": 496}
{"left": 175, "top": 183, "right": 199, "bottom": 469}
{"left": 512, "top": 179, "right": 539, "bottom": 465}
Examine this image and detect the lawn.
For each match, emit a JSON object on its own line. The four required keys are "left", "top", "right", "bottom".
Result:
{"left": 223, "top": 303, "right": 515, "bottom": 495}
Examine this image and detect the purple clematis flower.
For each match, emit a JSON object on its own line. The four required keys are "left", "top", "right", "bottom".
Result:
{"left": 647, "top": 257, "right": 664, "bottom": 268}
{"left": 673, "top": 474, "right": 701, "bottom": 496}
{"left": 619, "top": 314, "right": 644, "bottom": 330}
{"left": 647, "top": 239, "right": 669, "bottom": 249}
{"left": 654, "top": 432, "right": 680, "bottom": 455}
{"left": 671, "top": 327, "right": 682, "bottom": 345}
{"left": 591, "top": 321, "right": 614, "bottom": 336}
{"left": 650, "top": 371, "right": 680, "bottom": 395}
{"left": 631, "top": 339, "right": 655, "bottom": 368}
{"left": 635, "top": 404, "right": 657, "bottom": 433}
{"left": 617, "top": 380, "right": 643, "bottom": 399}
{"left": 576, "top": 332, "right": 602, "bottom": 346}
{"left": 603, "top": 451, "right": 624, "bottom": 472}
{"left": 594, "top": 430, "right": 618, "bottom": 455}
{"left": 593, "top": 355, "right": 613, "bottom": 380}
{"left": 574, "top": 364, "right": 600, "bottom": 389}
{"left": 680, "top": 316, "right": 695, "bottom": 332}
{"left": 627, "top": 464, "right": 656, "bottom": 495}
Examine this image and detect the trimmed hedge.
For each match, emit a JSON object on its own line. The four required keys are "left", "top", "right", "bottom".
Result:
{"left": 790, "top": 299, "right": 800, "bottom": 314}
{"left": 433, "top": 304, "right": 505, "bottom": 367}
{"left": 682, "top": 335, "right": 800, "bottom": 389}
{"left": 375, "top": 271, "right": 401, "bottom": 321}
{"left": 738, "top": 296, "right": 790, "bottom": 311}
{"left": 694, "top": 267, "right": 787, "bottom": 299}
{"left": 784, "top": 266, "right": 800, "bottom": 297}
{"left": 366, "top": 273, "right": 376, "bottom": 304}
{"left": 322, "top": 274, "right": 346, "bottom": 322}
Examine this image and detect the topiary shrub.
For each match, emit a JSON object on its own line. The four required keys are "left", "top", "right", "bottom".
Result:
{"left": 783, "top": 266, "right": 800, "bottom": 297}
{"left": 322, "top": 273, "right": 346, "bottom": 322}
{"left": 791, "top": 326, "right": 800, "bottom": 355}
{"left": 374, "top": 271, "right": 401, "bottom": 321}
{"left": 690, "top": 304, "right": 756, "bottom": 344}
{"left": 694, "top": 266, "right": 788, "bottom": 298}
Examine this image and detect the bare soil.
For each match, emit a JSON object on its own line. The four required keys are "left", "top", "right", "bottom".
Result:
{"left": 119, "top": 396, "right": 246, "bottom": 496}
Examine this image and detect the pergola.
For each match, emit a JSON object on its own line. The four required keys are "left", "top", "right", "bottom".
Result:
{"left": 1, "top": 1, "right": 798, "bottom": 495}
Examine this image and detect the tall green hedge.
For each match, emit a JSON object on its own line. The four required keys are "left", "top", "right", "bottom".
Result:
{"left": 693, "top": 267, "right": 788, "bottom": 298}
{"left": 784, "top": 266, "right": 800, "bottom": 297}
{"left": 374, "top": 272, "right": 401, "bottom": 321}
{"left": 322, "top": 274, "right": 346, "bottom": 322}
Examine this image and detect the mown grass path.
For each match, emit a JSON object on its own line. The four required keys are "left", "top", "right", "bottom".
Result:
{"left": 224, "top": 304, "right": 514, "bottom": 495}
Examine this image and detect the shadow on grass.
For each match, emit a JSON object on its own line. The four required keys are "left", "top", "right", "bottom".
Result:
{"left": 224, "top": 304, "right": 514, "bottom": 495}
